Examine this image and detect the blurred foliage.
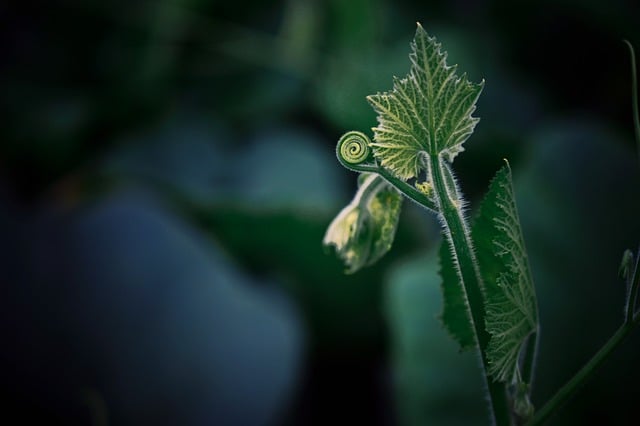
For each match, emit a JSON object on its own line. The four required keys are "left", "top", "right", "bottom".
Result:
{"left": 384, "top": 250, "right": 486, "bottom": 426}
{"left": 516, "top": 120, "right": 640, "bottom": 425}
{"left": 2, "top": 0, "right": 640, "bottom": 425}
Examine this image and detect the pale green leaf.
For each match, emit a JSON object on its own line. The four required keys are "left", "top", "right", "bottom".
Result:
{"left": 439, "top": 240, "right": 476, "bottom": 350}
{"left": 366, "top": 23, "right": 484, "bottom": 180}
{"left": 473, "top": 163, "right": 538, "bottom": 383}
{"left": 323, "top": 173, "right": 403, "bottom": 273}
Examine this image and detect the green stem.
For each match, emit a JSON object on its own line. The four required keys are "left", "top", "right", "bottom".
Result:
{"left": 377, "top": 168, "right": 438, "bottom": 213}
{"left": 626, "top": 246, "right": 640, "bottom": 323}
{"left": 521, "top": 330, "right": 539, "bottom": 388}
{"left": 623, "top": 40, "right": 640, "bottom": 164}
{"left": 336, "top": 160, "right": 438, "bottom": 212}
{"left": 429, "top": 154, "right": 511, "bottom": 426}
{"left": 527, "top": 316, "right": 639, "bottom": 425}
{"left": 530, "top": 44, "right": 640, "bottom": 423}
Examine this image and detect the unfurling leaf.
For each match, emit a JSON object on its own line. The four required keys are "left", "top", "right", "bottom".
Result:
{"left": 324, "top": 173, "right": 403, "bottom": 273}
{"left": 439, "top": 241, "right": 477, "bottom": 350}
{"left": 367, "top": 23, "right": 484, "bottom": 180}
{"left": 473, "top": 163, "right": 539, "bottom": 384}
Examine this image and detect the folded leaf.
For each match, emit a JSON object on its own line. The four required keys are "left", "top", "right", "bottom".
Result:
{"left": 439, "top": 241, "right": 476, "bottom": 350}
{"left": 323, "top": 173, "right": 403, "bottom": 273}
{"left": 473, "top": 163, "right": 539, "bottom": 384}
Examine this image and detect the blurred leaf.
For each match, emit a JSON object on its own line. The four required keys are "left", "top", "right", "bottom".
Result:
{"left": 101, "top": 113, "right": 230, "bottom": 202}
{"left": 200, "top": 203, "right": 426, "bottom": 348}
{"left": 312, "top": 46, "right": 407, "bottom": 131}
{"left": 385, "top": 250, "right": 485, "bottom": 426}
{"left": 236, "top": 129, "right": 345, "bottom": 211}
{"left": 4, "top": 190, "right": 303, "bottom": 425}
{"left": 516, "top": 120, "right": 640, "bottom": 424}
{"left": 326, "top": 0, "right": 380, "bottom": 49}
{"left": 103, "top": 114, "right": 344, "bottom": 212}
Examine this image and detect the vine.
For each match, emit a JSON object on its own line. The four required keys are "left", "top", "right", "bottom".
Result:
{"left": 323, "top": 23, "right": 640, "bottom": 425}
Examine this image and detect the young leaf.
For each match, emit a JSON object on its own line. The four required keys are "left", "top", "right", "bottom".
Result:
{"left": 323, "top": 173, "right": 403, "bottom": 273}
{"left": 367, "top": 23, "right": 484, "bottom": 180}
{"left": 439, "top": 241, "right": 477, "bottom": 350}
{"left": 473, "top": 163, "right": 539, "bottom": 384}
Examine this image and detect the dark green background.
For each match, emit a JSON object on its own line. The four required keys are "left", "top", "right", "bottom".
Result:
{"left": 2, "top": 0, "right": 640, "bottom": 425}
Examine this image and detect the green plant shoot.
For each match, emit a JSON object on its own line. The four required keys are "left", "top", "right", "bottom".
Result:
{"left": 324, "top": 23, "right": 639, "bottom": 425}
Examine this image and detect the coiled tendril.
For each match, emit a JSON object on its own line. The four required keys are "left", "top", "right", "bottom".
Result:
{"left": 338, "top": 131, "right": 372, "bottom": 165}
{"left": 335, "top": 130, "right": 438, "bottom": 213}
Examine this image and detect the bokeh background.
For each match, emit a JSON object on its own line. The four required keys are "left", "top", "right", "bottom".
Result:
{"left": 2, "top": 0, "right": 640, "bottom": 425}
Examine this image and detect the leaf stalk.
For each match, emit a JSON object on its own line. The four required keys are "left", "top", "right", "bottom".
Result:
{"left": 625, "top": 246, "right": 640, "bottom": 324}
{"left": 527, "top": 314, "right": 639, "bottom": 425}
{"left": 622, "top": 40, "right": 640, "bottom": 164}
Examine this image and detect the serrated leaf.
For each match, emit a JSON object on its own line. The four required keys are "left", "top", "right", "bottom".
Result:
{"left": 473, "top": 163, "right": 538, "bottom": 384}
{"left": 439, "top": 240, "right": 476, "bottom": 350}
{"left": 323, "top": 173, "right": 403, "bottom": 273}
{"left": 367, "top": 23, "right": 484, "bottom": 180}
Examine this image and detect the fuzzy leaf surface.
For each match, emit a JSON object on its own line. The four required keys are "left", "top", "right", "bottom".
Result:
{"left": 367, "top": 23, "right": 483, "bottom": 180}
{"left": 439, "top": 241, "right": 476, "bottom": 350}
{"left": 473, "top": 163, "right": 538, "bottom": 383}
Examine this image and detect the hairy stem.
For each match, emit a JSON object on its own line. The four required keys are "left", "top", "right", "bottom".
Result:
{"left": 336, "top": 159, "right": 438, "bottom": 212}
{"left": 377, "top": 167, "right": 438, "bottom": 213}
{"left": 428, "top": 154, "right": 511, "bottom": 426}
{"left": 527, "top": 314, "right": 639, "bottom": 425}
